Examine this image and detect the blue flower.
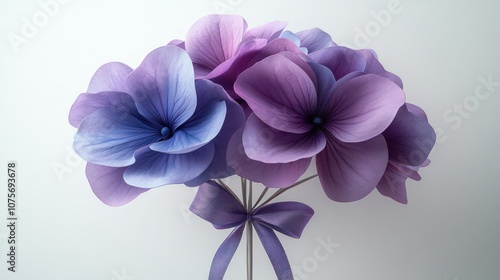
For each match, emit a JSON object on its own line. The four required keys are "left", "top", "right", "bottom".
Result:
{"left": 69, "top": 46, "right": 244, "bottom": 205}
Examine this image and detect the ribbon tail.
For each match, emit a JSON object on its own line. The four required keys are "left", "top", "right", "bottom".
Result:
{"left": 253, "top": 222, "right": 294, "bottom": 280}
{"left": 209, "top": 224, "right": 245, "bottom": 280}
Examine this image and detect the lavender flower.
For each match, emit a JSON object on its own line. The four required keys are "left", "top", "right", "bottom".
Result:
{"left": 234, "top": 52, "right": 406, "bottom": 201}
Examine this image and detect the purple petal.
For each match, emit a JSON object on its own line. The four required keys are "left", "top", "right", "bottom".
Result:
{"left": 406, "top": 103, "right": 428, "bottom": 120}
{"left": 247, "top": 39, "right": 313, "bottom": 79}
{"left": 85, "top": 163, "right": 148, "bottom": 206}
{"left": 235, "top": 54, "right": 317, "bottom": 134}
{"left": 383, "top": 104, "right": 436, "bottom": 166}
{"left": 244, "top": 21, "right": 287, "bottom": 41}
{"left": 317, "top": 134, "right": 388, "bottom": 202}
{"left": 227, "top": 127, "right": 311, "bottom": 188}
{"left": 167, "top": 39, "right": 185, "bottom": 49}
{"left": 124, "top": 144, "right": 215, "bottom": 188}
{"left": 69, "top": 91, "right": 138, "bottom": 128}
{"left": 325, "top": 74, "right": 405, "bottom": 143}
{"left": 242, "top": 114, "right": 326, "bottom": 163}
{"left": 87, "top": 62, "right": 132, "bottom": 93}
{"left": 185, "top": 15, "right": 247, "bottom": 70}
{"left": 150, "top": 80, "right": 227, "bottom": 154}
{"left": 309, "top": 47, "right": 366, "bottom": 80}
{"left": 376, "top": 161, "right": 415, "bottom": 204}
{"left": 205, "top": 38, "right": 268, "bottom": 98}
{"left": 126, "top": 46, "right": 196, "bottom": 130}
{"left": 359, "top": 49, "right": 403, "bottom": 88}
{"left": 185, "top": 87, "right": 246, "bottom": 187}
{"left": 74, "top": 108, "right": 159, "bottom": 167}
{"left": 296, "top": 28, "right": 336, "bottom": 53}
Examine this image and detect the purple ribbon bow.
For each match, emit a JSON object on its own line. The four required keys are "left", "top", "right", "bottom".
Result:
{"left": 190, "top": 180, "right": 314, "bottom": 280}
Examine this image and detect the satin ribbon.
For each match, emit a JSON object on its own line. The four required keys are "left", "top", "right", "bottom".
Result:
{"left": 190, "top": 180, "right": 314, "bottom": 280}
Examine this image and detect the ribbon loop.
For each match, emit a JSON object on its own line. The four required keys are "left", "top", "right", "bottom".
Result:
{"left": 190, "top": 180, "right": 314, "bottom": 280}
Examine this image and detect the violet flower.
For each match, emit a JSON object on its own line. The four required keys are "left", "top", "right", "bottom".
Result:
{"left": 69, "top": 46, "right": 244, "bottom": 205}
{"left": 234, "top": 52, "right": 406, "bottom": 202}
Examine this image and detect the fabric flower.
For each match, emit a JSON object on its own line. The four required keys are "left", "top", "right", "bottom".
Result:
{"left": 376, "top": 104, "right": 436, "bottom": 204}
{"left": 69, "top": 46, "right": 244, "bottom": 205}
{"left": 234, "top": 52, "right": 406, "bottom": 202}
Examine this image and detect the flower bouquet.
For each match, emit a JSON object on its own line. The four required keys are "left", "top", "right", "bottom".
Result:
{"left": 69, "top": 15, "right": 436, "bottom": 280}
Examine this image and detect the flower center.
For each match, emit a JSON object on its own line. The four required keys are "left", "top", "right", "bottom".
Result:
{"left": 161, "top": 126, "right": 172, "bottom": 140}
{"left": 311, "top": 116, "right": 324, "bottom": 126}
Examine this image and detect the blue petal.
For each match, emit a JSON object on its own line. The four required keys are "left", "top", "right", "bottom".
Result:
{"left": 69, "top": 91, "right": 138, "bottom": 128}
{"left": 74, "top": 107, "right": 159, "bottom": 167}
{"left": 279, "top": 30, "right": 301, "bottom": 47}
{"left": 185, "top": 84, "right": 246, "bottom": 186}
{"left": 123, "top": 144, "right": 215, "bottom": 188}
{"left": 150, "top": 79, "right": 227, "bottom": 154}
{"left": 126, "top": 46, "right": 197, "bottom": 129}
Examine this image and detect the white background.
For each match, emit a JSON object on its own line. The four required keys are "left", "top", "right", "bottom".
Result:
{"left": 1, "top": 0, "right": 499, "bottom": 279}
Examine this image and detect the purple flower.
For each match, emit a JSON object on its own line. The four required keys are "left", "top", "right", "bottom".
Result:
{"left": 376, "top": 104, "right": 436, "bottom": 204}
{"left": 234, "top": 52, "right": 406, "bottom": 201}
{"left": 69, "top": 46, "right": 244, "bottom": 205}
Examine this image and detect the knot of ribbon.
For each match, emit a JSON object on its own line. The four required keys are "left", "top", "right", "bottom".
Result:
{"left": 190, "top": 180, "right": 314, "bottom": 280}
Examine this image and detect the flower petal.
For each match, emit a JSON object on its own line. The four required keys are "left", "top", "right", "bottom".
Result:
{"left": 227, "top": 127, "right": 311, "bottom": 188}
{"left": 124, "top": 143, "right": 215, "bottom": 188}
{"left": 185, "top": 88, "right": 246, "bottom": 187}
{"left": 242, "top": 114, "right": 325, "bottom": 163}
{"left": 309, "top": 47, "right": 366, "bottom": 80}
{"left": 307, "top": 62, "right": 336, "bottom": 116}
{"left": 317, "top": 134, "right": 388, "bottom": 202}
{"left": 325, "top": 74, "right": 405, "bottom": 143}
{"left": 167, "top": 39, "right": 185, "bottom": 49}
{"left": 74, "top": 108, "right": 159, "bottom": 167}
{"left": 383, "top": 104, "right": 436, "bottom": 166}
{"left": 359, "top": 49, "right": 403, "bottom": 88}
{"left": 126, "top": 46, "right": 196, "bottom": 130}
{"left": 296, "top": 28, "right": 336, "bottom": 53}
{"left": 85, "top": 163, "right": 148, "bottom": 206}
{"left": 244, "top": 20, "right": 287, "bottom": 41}
{"left": 87, "top": 62, "right": 132, "bottom": 93}
{"left": 406, "top": 103, "right": 428, "bottom": 120}
{"left": 247, "top": 39, "right": 313, "bottom": 81}
{"left": 279, "top": 31, "right": 301, "bottom": 47}
{"left": 150, "top": 80, "right": 227, "bottom": 154}
{"left": 235, "top": 54, "right": 317, "bottom": 134}
{"left": 69, "top": 91, "right": 138, "bottom": 128}
{"left": 205, "top": 38, "right": 268, "bottom": 98}
{"left": 376, "top": 162, "right": 410, "bottom": 204}
{"left": 185, "top": 15, "right": 247, "bottom": 70}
